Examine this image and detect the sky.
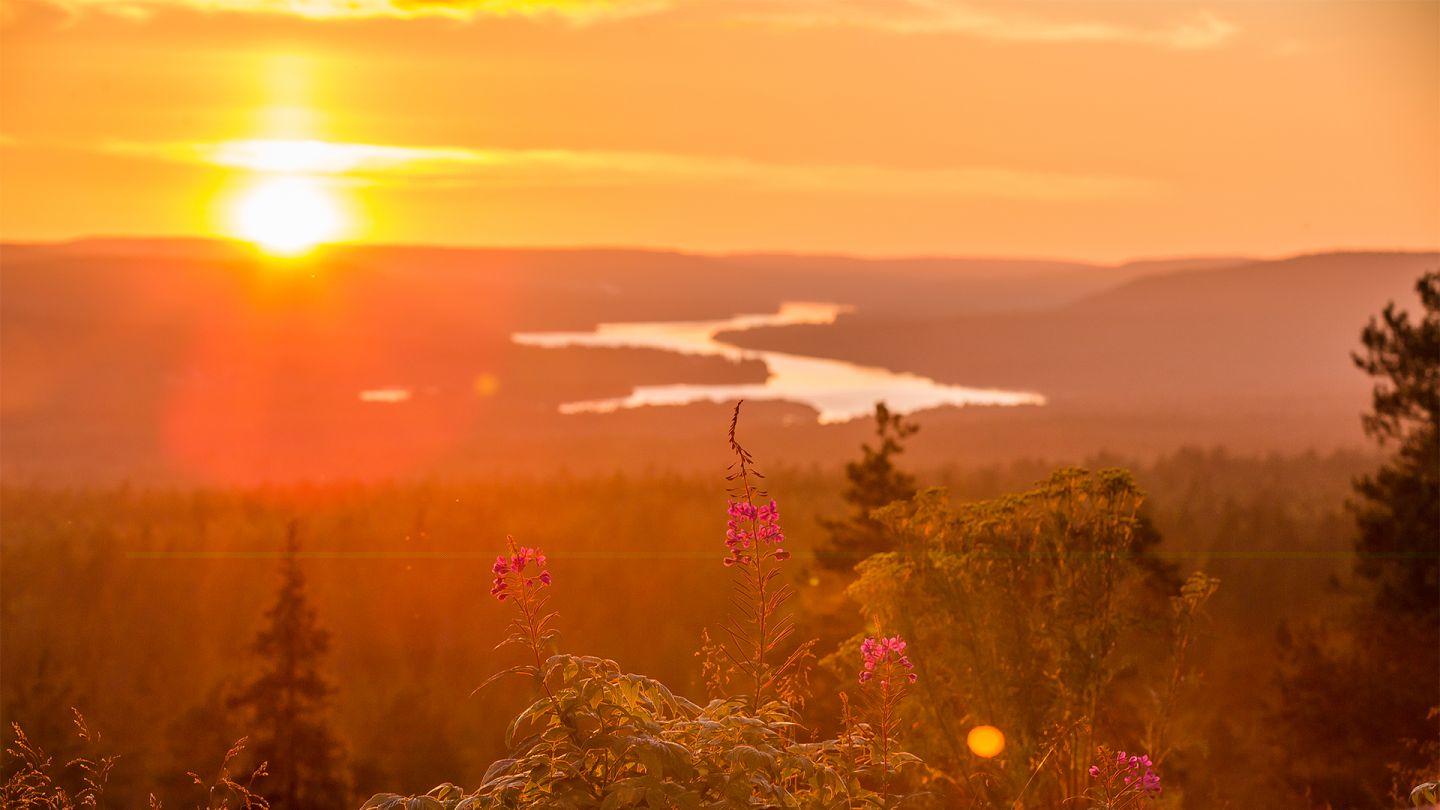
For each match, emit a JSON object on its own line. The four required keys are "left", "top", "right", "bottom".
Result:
{"left": 1, "top": 0, "right": 1436, "bottom": 261}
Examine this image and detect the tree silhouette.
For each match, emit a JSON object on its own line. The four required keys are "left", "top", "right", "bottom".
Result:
{"left": 230, "top": 521, "right": 347, "bottom": 808}
{"left": 1350, "top": 270, "right": 1439, "bottom": 622}
{"left": 1274, "top": 271, "right": 1440, "bottom": 808}
{"left": 818, "top": 402, "right": 919, "bottom": 572}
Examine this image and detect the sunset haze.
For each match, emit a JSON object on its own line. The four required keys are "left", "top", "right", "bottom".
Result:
{"left": 2, "top": 0, "right": 1436, "bottom": 259}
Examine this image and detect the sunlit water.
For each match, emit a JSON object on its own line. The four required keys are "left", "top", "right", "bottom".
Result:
{"left": 512, "top": 301, "right": 1045, "bottom": 424}
{"left": 359, "top": 388, "right": 412, "bottom": 403}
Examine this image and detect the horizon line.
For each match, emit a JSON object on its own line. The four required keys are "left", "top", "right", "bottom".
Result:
{"left": 2, "top": 233, "right": 1439, "bottom": 270}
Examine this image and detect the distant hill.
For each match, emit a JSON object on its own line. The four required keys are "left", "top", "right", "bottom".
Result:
{"left": 714, "top": 253, "right": 1248, "bottom": 316}
{"left": 0, "top": 240, "right": 1427, "bottom": 483}
{"left": 721, "top": 249, "right": 1436, "bottom": 410}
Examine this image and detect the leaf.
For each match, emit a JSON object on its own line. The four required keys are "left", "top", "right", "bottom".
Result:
{"left": 600, "top": 776, "right": 657, "bottom": 809}
{"left": 426, "top": 783, "right": 467, "bottom": 800}
{"left": 473, "top": 665, "right": 539, "bottom": 695}
{"left": 725, "top": 745, "right": 775, "bottom": 772}
{"left": 480, "top": 758, "right": 518, "bottom": 786}
{"left": 505, "top": 697, "right": 556, "bottom": 747}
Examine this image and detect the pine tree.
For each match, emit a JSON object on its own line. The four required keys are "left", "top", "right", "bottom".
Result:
{"left": 1274, "top": 271, "right": 1440, "bottom": 807}
{"left": 230, "top": 521, "right": 347, "bottom": 808}
{"left": 1350, "top": 270, "right": 1439, "bottom": 622}
{"left": 818, "top": 402, "right": 919, "bottom": 571}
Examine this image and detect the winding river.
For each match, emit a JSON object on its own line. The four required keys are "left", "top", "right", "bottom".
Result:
{"left": 511, "top": 301, "right": 1044, "bottom": 424}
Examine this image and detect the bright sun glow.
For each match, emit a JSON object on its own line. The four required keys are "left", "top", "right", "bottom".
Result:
{"left": 231, "top": 175, "right": 344, "bottom": 256}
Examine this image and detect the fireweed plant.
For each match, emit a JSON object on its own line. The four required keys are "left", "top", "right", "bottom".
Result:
{"left": 857, "top": 636, "right": 919, "bottom": 807}
{"left": 714, "top": 403, "right": 814, "bottom": 714}
{"left": 363, "top": 403, "right": 923, "bottom": 809}
{"left": 1083, "top": 748, "right": 1162, "bottom": 809}
{"left": 480, "top": 540, "right": 558, "bottom": 699}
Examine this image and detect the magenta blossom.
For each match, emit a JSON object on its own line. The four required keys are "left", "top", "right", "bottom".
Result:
{"left": 490, "top": 545, "right": 551, "bottom": 601}
{"left": 724, "top": 498, "right": 787, "bottom": 567}
{"left": 1089, "top": 748, "right": 1162, "bottom": 802}
{"left": 859, "top": 635, "right": 918, "bottom": 686}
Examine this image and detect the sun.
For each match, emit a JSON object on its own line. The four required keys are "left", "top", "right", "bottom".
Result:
{"left": 230, "top": 175, "right": 345, "bottom": 256}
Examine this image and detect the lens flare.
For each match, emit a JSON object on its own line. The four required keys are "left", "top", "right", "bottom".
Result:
{"left": 230, "top": 175, "right": 344, "bottom": 256}
{"left": 967, "top": 725, "right": 1005, "bottom": 758}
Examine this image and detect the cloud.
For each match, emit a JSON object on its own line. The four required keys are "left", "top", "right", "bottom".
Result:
{"left": 18, "top": 0, "right": 665, "bottom": 21}
{"left": 731, "top": 1, "right": 1238, "bottom": 50}
{"left": 85, "top": 136, "right": 1158, "bottom": 202}
{"left": 6, "top": 0, "right": 1237, "bottom": 50}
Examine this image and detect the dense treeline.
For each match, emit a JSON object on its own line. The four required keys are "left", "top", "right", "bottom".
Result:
{"left": 0, "top": 447, "right": 1382, "bottom": 807}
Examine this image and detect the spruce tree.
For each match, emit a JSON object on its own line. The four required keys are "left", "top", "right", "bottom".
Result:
{"left": 230, "top": 521, "right": 347, "bottom": 808}
{"left": 818, "top": 402, "right": 919, "bottom": 571}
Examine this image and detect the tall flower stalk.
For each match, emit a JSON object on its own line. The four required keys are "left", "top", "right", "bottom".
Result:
{"left": 480, "top": 537, "right": 558, "bottom": 700}
{"left": 718, "top": 401, "right": 800, "bottom": 711}
{"left": 858, "top": 634, "right": 917, "bottom": 807}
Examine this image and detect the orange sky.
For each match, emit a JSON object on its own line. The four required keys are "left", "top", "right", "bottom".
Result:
{"left": 1, "top": 0, "right": 1436, "bottom": 261}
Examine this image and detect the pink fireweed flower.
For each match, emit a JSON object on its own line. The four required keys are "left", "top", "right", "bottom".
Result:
{"left": 490, "top": 545, "right": 552, "bottom": 602}
{"left": 1090, "top": 747, "right": 1162, "bottom": 800}
{"left": 858, "top": 635, "right": 917, "bottom": 685}
{"left": 724, "top": 498, "right": 786, "bottom": 567}
{"left": 856, "top": 631, "right": 917, "bottom": 803}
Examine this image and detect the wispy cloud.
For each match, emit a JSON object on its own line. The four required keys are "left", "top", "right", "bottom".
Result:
{"left": 10, "top": 0, "right": 1238, "bottom": 51}
{"left": 731, "top": 0, "right": 1238, "bottom": 50}
{"left": 19, "top": 0, "right": 665, "bottom": 22}
{"left": 91, "top": 137, "right": 1159, "bottom": 202}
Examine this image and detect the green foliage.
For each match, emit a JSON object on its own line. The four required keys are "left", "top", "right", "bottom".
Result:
{"left": 1350, "top": 270, "right": 1440, "bottom": 621}
{"left": 819, "top": 403, "right": 919, "bottom": 572}
{"left": 229, "top": 522, "right": 348, "bottom": 808}
{"left": 365, "top": 653, "right": 914, "bottom": 809}
{"left": 837, "top": 469, "right": 1207, "bottom": 807}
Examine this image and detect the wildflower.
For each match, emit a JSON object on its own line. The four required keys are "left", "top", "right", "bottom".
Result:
{"left": 724, "top": 497, "right": 787, "bottom": 567}
{"left": 858, "top": 635, "right": 916, "bottom": 685}
{"left": 1089, "top": 746, "right": 1162, "bottom": 800}
{"left": 857, "top": 632, "right": 919, "bottom": 803}
{"left": 490, "top": 544, "right": 552, "bottom": 602}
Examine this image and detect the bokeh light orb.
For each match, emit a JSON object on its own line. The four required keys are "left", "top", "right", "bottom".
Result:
{"left": 967, "top": 725, "right": 1005, "bottom": 758}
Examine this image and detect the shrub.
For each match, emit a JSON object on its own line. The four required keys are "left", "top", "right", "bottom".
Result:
{"left": 836, "top": 469, "right": 1215, "bottom": 806}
